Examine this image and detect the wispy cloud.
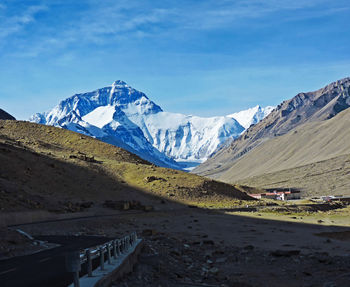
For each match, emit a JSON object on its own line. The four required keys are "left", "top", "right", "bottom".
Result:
{"left": 73, "top": 6, "right": 173, "bottom": 43}
{"left": 65, "top": 0, "right": 349, "bottom": 38}
{"left": 175, "top": 0, "right": 349, "bottom": 29}
{"left": 0, "top": 4, "right": 47, "bottom": 39}
{"left": 4, "top": 1, "right": 175, "bottom": 56}
{"left": 1, "top": 0, "right": 349, "bottom": 58}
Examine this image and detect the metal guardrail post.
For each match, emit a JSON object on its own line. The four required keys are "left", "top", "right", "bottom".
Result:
{"left": 63, "top": 232, "right": 139, "bottom": 286}
{"left": 86, "top": 249, "right": 92, "bottom": 277}
{"left": 121, "top": 239, "right": 124, "bottom": 253}
{"left": 117, "top": 240, "right": 121, "bottom": 255}
{"left": 73, "top": 271, "right": 80, "bottom": 287}
{"left": 100, "top": 247, "right": 105, "bottom": 271}
{"left": 113, "top": 240, "right": 117, "bottom": 259}
{"left": 107, "top": 243, "right": 111, "bottom": 264}
{"left": 65, "top": 251, "right": 81, "bottom": 287}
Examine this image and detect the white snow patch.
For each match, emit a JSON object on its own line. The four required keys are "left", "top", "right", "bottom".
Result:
{"left": 228, "top": 105, "right": 275, "bottom": 129}
{"left": 82, "top": 105, "right": 116, "bottom": 128}
{"left": 30, "top": 80, "right": 275, "bottom": 170}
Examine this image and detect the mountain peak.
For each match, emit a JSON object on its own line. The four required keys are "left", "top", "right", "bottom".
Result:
{"left": 227, "top": 105, "right": 274, "bottom": 129}
{"left": 194, "top": 76, "right": 350, "bottom": 177}
{"left": 337, "top": 76, "right": 350, "bottom": 84}
{"left": 29, "top": 81, "right": 271, "bottom": 171}
{"left": 112, "top": 80, "right": 128, "bottom": 87}
{"left": 0, "top": 108, "right": 16, "bottom": 120}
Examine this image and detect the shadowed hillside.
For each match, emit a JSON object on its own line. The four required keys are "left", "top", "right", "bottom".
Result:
{"left": 2, "top": 121, "right": 350, "bottom": 287}
{"left": 0, "top": 120, "right": 255, "bottom": 213}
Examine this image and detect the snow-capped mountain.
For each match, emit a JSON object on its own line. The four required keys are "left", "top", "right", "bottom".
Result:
{"left": 194, "top": 76, "right": 350, "bottom": 178}
{"left": 30, "top": 80, "right": 181, "bottom": 169}
{"left": 228, "top": 105, "right": 275, "bottom": 129}
{"left": 129, "top": 111, "right": 244, "bottom": 168}
{"left": 30, "top": 81, "right": 273, "bottom": 170}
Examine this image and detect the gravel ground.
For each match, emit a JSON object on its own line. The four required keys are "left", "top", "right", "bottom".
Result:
{"left": 11, "top": 207, "right": 350, "bottom": 287}
{"left": 115, "top": 232, "right": 350, "bottom": 287}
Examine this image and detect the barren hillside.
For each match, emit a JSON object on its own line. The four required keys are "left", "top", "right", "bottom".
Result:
{"left": 194, "top": 77, "right": 350, "bottom": 178}
{"left": 0, "top": 120, "right": 254, "bottom": 213}
{"left": 220, "top": 108, "right": 350, "bottom": 181}
{"left": 216, "top": 108, "right": 350, "bottom": 195}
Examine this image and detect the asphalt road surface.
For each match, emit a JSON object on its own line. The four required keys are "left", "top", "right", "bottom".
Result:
{"left": 0, "top": 235, "right": 112, "bottom": 287}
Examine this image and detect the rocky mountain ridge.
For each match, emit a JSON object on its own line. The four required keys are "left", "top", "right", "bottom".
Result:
{"left": 30, "top": 81, "right": 273, "bottom": 170}
{"left": 0, "top": 109, "right": 15, "bottom": 120}
{"left": 194, "top": 77, "right": 350, "bottom": 177}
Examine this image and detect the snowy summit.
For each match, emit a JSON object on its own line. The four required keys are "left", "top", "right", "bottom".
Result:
{"left": 30, "top": 81, "right": 274, "bottom": 170}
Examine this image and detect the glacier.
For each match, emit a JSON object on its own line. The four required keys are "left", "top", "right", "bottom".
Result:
{"left": 228, "top": 105, "right": 275, "bottom": 129}
{"left": 30, "top": 80, "right": 273, "bottom": 170}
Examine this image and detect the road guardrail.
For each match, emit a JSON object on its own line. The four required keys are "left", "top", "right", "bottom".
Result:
{"left": 65, "top": 232, "right": 138, "bottom": 287}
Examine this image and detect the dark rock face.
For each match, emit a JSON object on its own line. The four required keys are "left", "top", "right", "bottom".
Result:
{"left": 0, "top": 109, "right": 15, "bottom": 120}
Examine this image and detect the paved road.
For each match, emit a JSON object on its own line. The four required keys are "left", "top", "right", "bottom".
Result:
{"left": 1, "top": 208, "right": 192, "bottom": 287}
{"left": 8, "top": 210, "right": 144, "bottom": 228}
{"left": 0, "top": 235, "right": 112, "bottom": 287}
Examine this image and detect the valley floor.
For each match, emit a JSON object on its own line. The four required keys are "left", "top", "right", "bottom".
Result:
{"left": 235, "top": 154, "right": 350, "bottom": 198}
{"left": 1, "top": 119, "right": 350, "bottom": 286}
{"left": 9, "top": 202, "right": 350, "bottom": 287}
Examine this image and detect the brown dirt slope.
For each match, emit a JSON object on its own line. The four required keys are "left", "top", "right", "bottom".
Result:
{"left": 194, "top": 77, "right": 350, "bottom": 178}
{"left": 220, "top": 107, "right": 350, "bottom": 181}
{"left": 0, "top": 120, "right": 255, "bottom": 213}
{"left": 235, "top": 154, "right": 350, "bottom": 197}
{"left": 218, "top": 108, "right": 350, "bottom": 195}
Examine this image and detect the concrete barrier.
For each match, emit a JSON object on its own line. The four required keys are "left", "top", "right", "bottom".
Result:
{"left": 68, "top": 232, "right": 143, "bottom": 287}
{"left": 94, "top": 239, "right": 143, "bottom": 287}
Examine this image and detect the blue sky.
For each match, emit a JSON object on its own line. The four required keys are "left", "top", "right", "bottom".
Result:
{"left": 0, "top": 0, "right": 350, "bottom": 119}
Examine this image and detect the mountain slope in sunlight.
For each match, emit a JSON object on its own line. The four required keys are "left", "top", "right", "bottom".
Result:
{"left": 194, "top": 77, "right": 350, "bottom": 178}
{"left": 0, "top": 120, "right": 255, "bottom": 212}
{"left": 221, "top": 107, "right": 350, "bottom": 181}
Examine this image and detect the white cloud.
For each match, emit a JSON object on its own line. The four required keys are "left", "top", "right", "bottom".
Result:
{"left": 51, "top": 0, "right": 327, "bottom": 43}
{"left": 176, "top": 0, "right": 348, "bottom": 29}
{"left": 70, "top": 0, "right": 348, "bottom": 34}
{"left": 68, "top": 5, "right": 174, "bottom": 44}
{"left": 1, "top": 0, "right": 349, "bottom": 57}
{"left": 0, "top": 4, "right": 47, "bottom": 39}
